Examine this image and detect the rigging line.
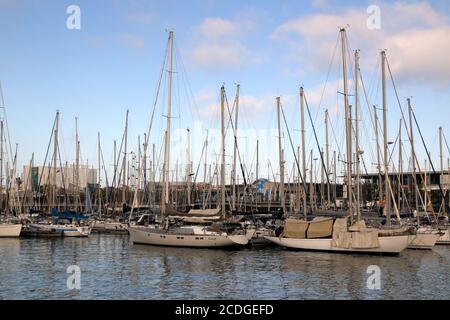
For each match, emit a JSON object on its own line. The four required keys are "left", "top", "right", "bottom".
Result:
{"left": 412, "top": 109, "right": 448, "bottom": 210}
{"left": 279, "top": 103, "right": 308, "bottom": 198}
{"left": 305, "top": 33, "right": 340, "bottom": 153}
{"left": 303, "top": 93, "right": 332, "bottom": 187}
{"left": 443, "top": 132, "right": 450, "bottom": 155}
{"left": 56, "top": 133, "right": 69, "bottom": 209}
{"left": 36, "top": 116, "right": 57, "bottom": 196}
{"left": 129, "top": 35, "right": 168, "bottom": 217}
{"left": 384, "top": 57, "right": 438, "bottom": 217}
{"left": 192, "top": 133, "right": 207, "bottom": 188}
{"left": 99, "top": 139, "right": 109, "bottom": 189}
{"left": 224, "top": 90, "right": 247, "bottom": 187}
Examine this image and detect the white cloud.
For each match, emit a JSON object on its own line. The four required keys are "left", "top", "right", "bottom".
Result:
{"left": 272, "top": 1, "right": 450, "bottom": 86}
{"left": 189, "top": 17, "right": 260, "bottom": 70}
{"left": 119, "top": 33, "right": 145, "bottom": 49}
{"left": 125, "top": 12, "right": 154, "bottom": 26}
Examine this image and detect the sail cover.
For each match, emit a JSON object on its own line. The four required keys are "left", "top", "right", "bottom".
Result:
{"left": 282, "top": 219, "right": 308, "bottom": 238}
{"left": 307, "top": 218, "right": 334, "bottom": 238}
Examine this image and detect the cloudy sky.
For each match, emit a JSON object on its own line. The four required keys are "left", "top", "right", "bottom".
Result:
{"left": 1, "top": 0, "right": 450, "bottom": 183}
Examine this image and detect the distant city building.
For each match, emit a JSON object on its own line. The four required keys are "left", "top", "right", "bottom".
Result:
{"left": 22, "top": 164, "right": 97, "bottom": 190}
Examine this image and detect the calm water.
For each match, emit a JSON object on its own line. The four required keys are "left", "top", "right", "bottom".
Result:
{"left": 0, "top": 234, "right": 449, "bottom": 300}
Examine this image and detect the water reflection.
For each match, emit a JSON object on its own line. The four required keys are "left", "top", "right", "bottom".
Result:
{"left": 0, "top": 235, "right": 449, "bottom": 299}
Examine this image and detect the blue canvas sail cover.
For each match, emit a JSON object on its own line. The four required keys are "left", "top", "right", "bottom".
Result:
{"left": 256, "top": 178, "right": 271, "bottom": 196}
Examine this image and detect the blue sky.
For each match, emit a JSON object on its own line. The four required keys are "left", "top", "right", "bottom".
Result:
{"left": 1, "top": 0, "right": 450, "bottom": 183}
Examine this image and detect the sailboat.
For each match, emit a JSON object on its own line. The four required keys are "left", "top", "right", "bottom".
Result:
{"left": 129, "top": 32, "right": 251, "bottom": 248}
{"left": 265, "top": 28, "right": 411, "bottom": 254}
{"left": 0, "top": 222, "right": 22, "bottom": 237}
{"left": 22, "top": 112, "right": 92, "bottom": 237}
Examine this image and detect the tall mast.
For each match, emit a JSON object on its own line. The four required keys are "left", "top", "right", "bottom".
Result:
{"left": 374, "top": 105, "right": 382, "bottom": 203}
{"left": 310, "top": 150, "right": 314, "bottom": 210}
{"left": 340, "top": 28, "right": 352, "bottom": 219}
{"left": 333, "top": 150, "right": 337, "bottom": 209}
{"left": 256, "top": 139, "right": 259, "bottom": 181}
{"left": 220, "top": 86, "right": 226, "bottom": 217}
{"left": 75, "top": 117, "right": 80, "bottom": 209}
{"left": 276, "top": 97, "right": 285, "bottom": 214}
{"left": 439, "top": 126, "right": 444, "bottom": 213}
{"left": 162, "top": 31, "right": 174, "bottom": 215}
{"left": 408, "top": 98, "right": 419, "bottom": 213}
{"left": 137, "top": 135, "right": 141, "bottom": 192}
{"left": 398, "top": 119, "right": 402, "bottom": 212}
{"left": 354, "top": 49, "right": 361, "bottom": 221}
{"left": 325, "top": 109, "right": 330, "bottom": 208}
{"left": 186, "top": 128, "right": 191, "bottom": 208}
{"left": 0, "top": 120, "right": 3, "bottom": 201}
{"left": 53, "top": 111, "right": 59, "bottom": 210}
{"left": 381, "top": 50, "right": 391, "bottom": 226}
{"left": 300, "top": 87, "right": 307, "bottom": 218}
{"left": 232, "top": 84, "right": 240, "bottom": 212}
{"left": 97, "top": 132, "right": 102, "bottom": 217}
{"left": 122, "top": 110, "right": 129, "bottom": 205}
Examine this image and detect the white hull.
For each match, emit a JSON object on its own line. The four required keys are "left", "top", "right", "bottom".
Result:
{"left": 93, "top": 221, "right": 128, "bottom": 234}
{"left": 63, "top": 226, "right": 92, "bottom": 237}
{"left": 29, "top": 224, "right": 91, "bottom": 237}
{"left": 437, "top": 229, "right": 450, "bottom": 245}
{"left": 408, "top": 233, "right": 440, "bottom": 250}
{"left": 264, "top": 235, "right": 410, "bottom": 254}
{"left": 129, "top": 226, "right": 249, "bottom": 248}
{"left": 0, "top": 223, "right": 22, "bottom": 237}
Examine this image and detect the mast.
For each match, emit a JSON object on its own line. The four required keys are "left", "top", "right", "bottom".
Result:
{"left": 162, "top": 31, "right": 174, "bottom": 215}
{"left": 220, "top": 86, "right": 226, "bottom": 217}
{"left": 310, "top": 150, "right": 313, "bottom": 211}
{"left": 53, "top": 111, "right": 59, "bottom": 210}
{"left": 232, "top": 84, "right": 240, "bottom": 212}
{"left": 0, "top": 120, "right": 3, "bottom": 206}
{"left": 333, "top": 150, "right": 337, "bottom": 209}
{"left": 75, "top": 117, "right": 80, "bottom": 210}
{"left": 374, "top": 105, "right": 382, "bottom": 204}
{"left": 354, "top": 49, "right": 361, "bottom": 221}
{"left": 276, "top": 96, "right": 285, "bottom": 214}
{"left": 340, "top": 28, "right": 352, "bottom": 219}
{"left": 122, "top": 110, "right": 129, "bottom": 205}
{"left": 186, "top": 128, "right": 191, "bottom": 208}
{"left": 381, "top": 50, "right": 391, "bottom": 226}
{"left": 439, "top": 126, "right": 445, "bottom": 213}
{"left": 300, "top": 87, "right": 307, "bottom": 218}
{"left": 398, "top": 119, "right": 402, "bottom": 212}
{"left": 97, "top": 132, "right": 102, "bottom": 217}
{"left": 408, "top": 98, "right": 419, "bottom": 214}
{"left": 325, "top": 109, "right": 330, "bottom": 208}
{"left": 256, "top": 139, "right": 259, "bottom": 181}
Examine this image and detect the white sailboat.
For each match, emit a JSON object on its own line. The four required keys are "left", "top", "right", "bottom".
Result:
{"left": 129, "top": 32, "right": 250, "bottom": 248}
{"left": 408, "top": 227, "right": 440, "bottom": 250}
{"left": 0, "top": 223, "right": 22, "bottom": 237}
{"left": 437, "top": 228, "right": 450, "bottom": 244}
{"left": 265, "top": 29, "right": 411, "bottom": 255}
{"left": 27, "top": 223, "right": 91, "bottom": 237}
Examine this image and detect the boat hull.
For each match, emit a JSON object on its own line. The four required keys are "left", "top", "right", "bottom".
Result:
{"left": 0, "top": 224, "right": 22, "bottom": 237}
{"left": 264, "top": 235, "right": 410, "bottom": 254}
{"left": 63, "top": 226, "right": 91, "bottom": 237}
{"left": 408, "top": 233, "right": 439, "bottom": 250}
{"left": 129, "top": 226, "right": 248, "bottom": 248}
{"left": 92, "top": 221, "right": 128, "bottom": 234}
{"left": 437, "top": 229, "right": 450, "bottom": 245}
{"left": 26, "top": 224, "right": 91, "bottom": 237}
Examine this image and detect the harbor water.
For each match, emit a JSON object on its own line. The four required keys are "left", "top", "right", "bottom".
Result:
{"left": 0, "top": 234, "right": 449, "bottom": 299}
